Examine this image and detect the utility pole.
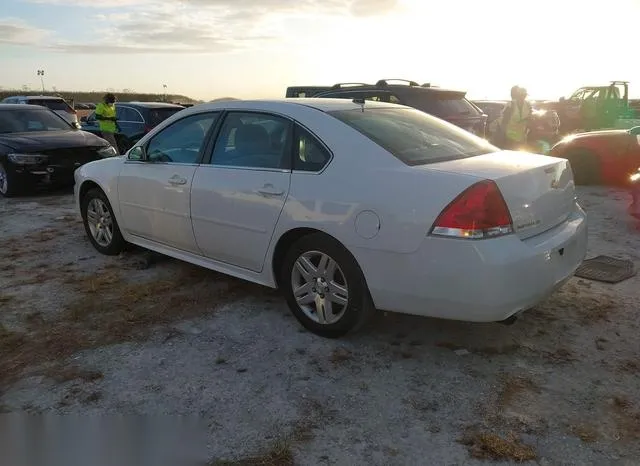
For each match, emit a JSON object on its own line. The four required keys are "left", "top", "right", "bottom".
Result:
{"left": 37, "top": 69, "right": 45, "bottom": 94}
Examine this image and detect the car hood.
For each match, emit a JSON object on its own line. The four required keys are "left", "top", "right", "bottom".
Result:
{"left": 0, "top": 130, "right": 107, "bottom": 152}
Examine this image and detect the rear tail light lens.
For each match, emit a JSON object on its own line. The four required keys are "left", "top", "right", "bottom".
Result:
{"left": 430, "top": 180, "right": 513, "bottom": 239}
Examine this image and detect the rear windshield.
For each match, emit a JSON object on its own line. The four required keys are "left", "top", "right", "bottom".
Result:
{"left": 0, "top": 108, "right": 71, "bottom": 133}
{"left": 28, "top": 99, "right": 71, "bottom": 111}
{"left": 414, "top": 93, "right": 481, "bottom": 118}
{"left": 328, "top": 107, "right": 496, "bottom": 166}
{"left": 147, "top": 107, "right": 183, "bottom": 126}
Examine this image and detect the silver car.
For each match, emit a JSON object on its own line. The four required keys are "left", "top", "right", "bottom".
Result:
{"left": 1, "top": 95, "right": 79, "bottom": 127}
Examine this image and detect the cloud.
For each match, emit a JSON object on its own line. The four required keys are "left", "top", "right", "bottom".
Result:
{"left": 0, "top": 18, "right": 50, "bottom": 45}
{"left": 11, "top": 0, "right": 400, "bottom": 54}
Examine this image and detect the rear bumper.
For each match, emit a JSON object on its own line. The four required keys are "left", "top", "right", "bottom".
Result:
{"left": 356, "top": 204, "right": 588, "bottom": 322}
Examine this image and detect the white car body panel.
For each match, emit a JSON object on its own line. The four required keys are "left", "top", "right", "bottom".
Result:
{"left": 74, "top": 98, "right": 588, "bottom": 323}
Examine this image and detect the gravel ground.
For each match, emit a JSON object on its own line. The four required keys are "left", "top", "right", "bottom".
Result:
{"left": 1, "top": 186, "right": 639, "bottom": 466}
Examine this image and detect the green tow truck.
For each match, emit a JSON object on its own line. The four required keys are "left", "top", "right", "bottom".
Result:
{"left": 538, "top": 81, "right": 640, "bottom": 135}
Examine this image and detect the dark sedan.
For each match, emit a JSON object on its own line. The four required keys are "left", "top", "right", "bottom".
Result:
{"left": 0, "top": 104, "right": 116, "bottom": 197}
{"left": 80, "top": 102, "right": 184, "bottom": 154}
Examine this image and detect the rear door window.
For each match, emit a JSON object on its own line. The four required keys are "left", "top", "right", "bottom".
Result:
{"left": 117, "top": 106, "right": 144, "bottom": 122}
{"left": 328, "top": 107, "right": 495, "bottom": 166}
{"left": 147, "top": 107, "right": 183, "bottom": 126}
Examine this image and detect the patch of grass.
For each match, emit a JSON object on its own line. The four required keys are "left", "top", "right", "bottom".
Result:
{"left": 0, "top": 293, "right": 14, "bottom": 305}
{"left": 329, "top": 347, "right": 352, "bottom": 366}
{"left": 211, "top": 439, "right": 293, "bottom": 466}
{"left": 543, "top": 347, "right": 576, "bottom": 364}
{"left": 570, "top": 424, "right": 598, "bottom": 443}
{"left": 611, "top": 396, "right": 640, "bottom": 441}
{"left": 43, "top": 366, "right": 103, "bottom": 384}
{"left": 540, "top": 286, "right": 617, "bottom": 324}
{"left": 459, "top": 430, "right": 537, "bottom": 462}
{"left": 617, "top": 360, "right": 640, "bottom": 375}
{"left": 0, "top": 266, "right": 247, "bottom": 391}
{"left": 404, "top": 396, "right": 438, "bottom": 413}
{"left": 435, "top": 341, "right": 521, "bottom": 356}
{"left": 498, "top": 375, "right": 540, "bottom": 407}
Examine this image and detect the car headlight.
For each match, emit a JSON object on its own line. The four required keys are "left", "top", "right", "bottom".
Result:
{"left": 7, "top": 153, "right": 48, "bottom": 165}
{"left": 97, "top": 146, "right": 118, "bottom": 158}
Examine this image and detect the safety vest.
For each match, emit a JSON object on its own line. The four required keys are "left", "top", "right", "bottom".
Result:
{"left": 95, "top": 102, "right": 117, "bottom": 134}
{"left": 504, "top": 100, "right": 531, "bottom": 143}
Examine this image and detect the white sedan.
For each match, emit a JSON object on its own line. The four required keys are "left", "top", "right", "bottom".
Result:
{"left": 74, "top": 98, "right": 587, "bottom": 338}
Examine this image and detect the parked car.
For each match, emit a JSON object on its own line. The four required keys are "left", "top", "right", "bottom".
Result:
{"left": 549, "top": 126, "right": 640, "bottom": 185}
{"left": 80, "top": 102, "right": 185, "bottom": 154}
{"left": 629, "top": 167, "right": 640, "bottom": 221}
{"left": 297, "top": 79, "right": 487, "bottom": 137}
{"left": 473, "top": 100, "right": 561, "bottom": 153}
{"left": 74, "top": 98, "right": 587, "bottom": 338}
{"left": 1, "top": 95, "right": 79, "bottom": 127}
{"left": 0, "top": 104, "right": 117, "bottom": 197}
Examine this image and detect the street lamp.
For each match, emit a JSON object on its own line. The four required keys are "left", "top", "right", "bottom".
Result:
{"left": 37, "top": 69, "right": 45, "bottom": 94}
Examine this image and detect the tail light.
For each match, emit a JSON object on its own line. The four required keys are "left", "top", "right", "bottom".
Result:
{"left": 430, "top": 180, "right": 513, "bottom": 239}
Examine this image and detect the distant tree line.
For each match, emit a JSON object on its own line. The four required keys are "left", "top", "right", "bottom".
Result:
{"left": 0, "top": 90, "right": 200, "bottom": 105}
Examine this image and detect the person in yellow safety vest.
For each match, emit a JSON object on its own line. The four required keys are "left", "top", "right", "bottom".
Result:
{"left": 494, "top": 86, "right": 532, "bottom": 150}
{"left": 95, "top": 93, "right": 120, "bottom": 154}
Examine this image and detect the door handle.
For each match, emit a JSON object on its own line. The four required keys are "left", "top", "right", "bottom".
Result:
{"left": 256, "top": 183, "right": 284, "bottom": 197}
{"left": 168, "top": 174, "right": 187, "bottom": 186}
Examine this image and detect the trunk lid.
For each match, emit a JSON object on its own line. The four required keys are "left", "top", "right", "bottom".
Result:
{"left": 425, "top": 151, "right": 576, "bottom": 239}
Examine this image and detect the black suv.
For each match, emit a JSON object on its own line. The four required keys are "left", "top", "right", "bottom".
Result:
{"left": 80, "top": 101, "right": 185, "bottom": 153}
{"left": 290, "top": 79, "right": 487, "bottom": 138}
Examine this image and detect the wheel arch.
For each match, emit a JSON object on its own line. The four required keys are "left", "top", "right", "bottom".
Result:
{"left": 271, "top": 227, "right": 369, "bottom": 292}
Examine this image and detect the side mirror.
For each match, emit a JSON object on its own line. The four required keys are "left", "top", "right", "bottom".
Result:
{"left": 127, "top": 146, "right": 146, "bottom": 161}
{"left": 80, "top": 116, "right": 88, "bottom": 123}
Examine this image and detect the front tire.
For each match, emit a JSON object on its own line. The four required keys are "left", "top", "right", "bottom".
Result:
{"left": 81, "top": 188, "right": 126, "bottom": 255}
{"left": 281, "top": 233, "right": 374, "bottom": 338}
{"left": 0, "top": 162, "right": 20, "bottom": 197}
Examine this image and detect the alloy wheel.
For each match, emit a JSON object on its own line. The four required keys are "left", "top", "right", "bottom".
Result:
{"left": 86, "top": 197, "right": 114, "bottom": 247}
{"left": 291, "top": 250, "right": 349, "bottom": 325}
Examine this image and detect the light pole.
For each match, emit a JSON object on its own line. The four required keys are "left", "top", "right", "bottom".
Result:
{"left": 37, "top": 69, "right": 45, "bottom": 94}
{"left": 163, "top": 84, "right": 167, "bottom": 102}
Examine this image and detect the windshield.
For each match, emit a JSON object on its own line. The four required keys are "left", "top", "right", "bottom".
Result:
{"left": 328, "top": 107, "right": 496, "bottom": 166}
{"left": 0, "top": 108, "right": 72, "bottom": 134}
{"left": 147, "top": 108, "right": 183, "bottom": 126}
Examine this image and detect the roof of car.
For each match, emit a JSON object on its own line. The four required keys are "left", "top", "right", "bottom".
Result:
{"left": 187, "top": 98, "right": 400, "bottom": 113}
{"left": 8, "top": 95, "right": 66, "bottom": 101}
{"left": 118, "top": 101, "right": 185, "bottom": 108}
{"left": 314, "top": 84, "right": 466, "bottom": 96}
{"left": 0, "top": 103, "right": 49, "bottom": 110}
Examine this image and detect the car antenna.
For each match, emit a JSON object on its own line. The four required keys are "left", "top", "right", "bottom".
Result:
{"left": 353, "top": 97, "right": 365, "bottom": 112}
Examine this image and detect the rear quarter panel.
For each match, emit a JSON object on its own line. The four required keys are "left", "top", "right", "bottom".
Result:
{"left": 269, "top": 105, "right": 479, "bottom": 258}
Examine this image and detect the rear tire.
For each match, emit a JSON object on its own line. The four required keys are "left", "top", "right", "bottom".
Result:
{"left": 81, "top": 188, "right": 126, "bottom": 255}
{"left": 280, "top": 233, "right": 375, "bottom": 338}
{"left": 565, "top": 149, "right": 601, "bottom": 185}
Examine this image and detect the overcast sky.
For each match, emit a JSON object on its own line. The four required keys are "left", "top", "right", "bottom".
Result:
{"left": 1, "top": 0, "right": 639, "bottom": 100}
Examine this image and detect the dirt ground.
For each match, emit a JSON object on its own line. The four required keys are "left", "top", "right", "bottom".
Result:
{"left": 1, "top": 186, "right": 639, "bottom": 465}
